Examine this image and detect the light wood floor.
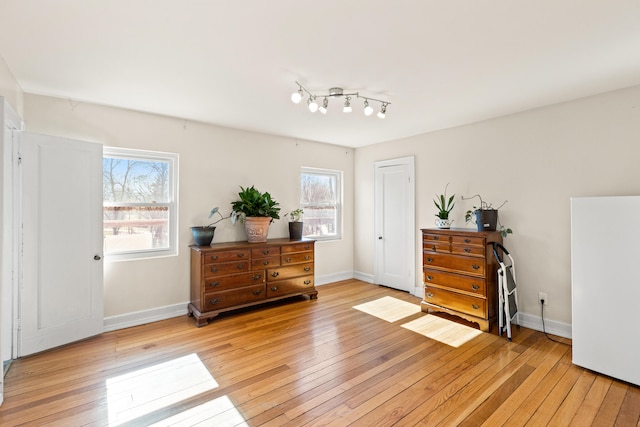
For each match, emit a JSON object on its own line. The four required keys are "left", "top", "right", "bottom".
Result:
{"left": 1, "top": 279, "right": 638, "bottom": 426}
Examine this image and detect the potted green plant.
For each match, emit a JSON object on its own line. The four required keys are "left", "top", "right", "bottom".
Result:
{"left": 462, "top": 194, "right": 512, "bottom": 238}
{"left": 433, "top": 183, "right": 455, "bottom": 229}
{"left": 191, "top": 207, "right": 230, "bottom": 246}
{"left": 231, "top": 185, "right": 281, "bottom": 243}
{"left": 285, "top": 208, "right": 304, "bottom": 240}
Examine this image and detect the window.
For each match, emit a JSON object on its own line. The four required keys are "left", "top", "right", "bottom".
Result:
{"left": 103, "top": 147, "right": 178, "bottom": 260}
{"left": 300, "top": 167, "right": 342, "bottom": 240}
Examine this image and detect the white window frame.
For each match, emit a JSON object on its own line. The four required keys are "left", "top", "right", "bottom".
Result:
{"left": 103, "top": 147, "right": 179, "bottom": 261}
{"left": 300, "top": 167, "right": 343, "bottom": 241}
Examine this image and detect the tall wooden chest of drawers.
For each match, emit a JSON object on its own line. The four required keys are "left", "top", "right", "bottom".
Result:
{"left": 421, "top": 228, "right": 502, "bottom": 332}
{"left": 188, "top": 238, "right": 316, "bottom": 327}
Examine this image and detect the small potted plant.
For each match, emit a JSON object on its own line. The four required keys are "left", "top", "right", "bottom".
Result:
{"left": 433, "top": 183, "right": 455, "bottom": 229}
{"left": 231, "top": 185, "right": 280, "bottom": 243}
{"left": 191, "top": 207, "right": 230, "bottom": 246}
{"left": 462, "top": 194, "right": 513, "bottom": 238}
{"left": 285, "top": 208, "right": 304, "bottom": 240}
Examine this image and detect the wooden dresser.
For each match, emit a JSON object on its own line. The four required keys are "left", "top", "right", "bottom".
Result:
{"left": 421, "top": 228, "right": 502, "bottom": 332}
{"left": 188, "top": 238, "right": 316, "bottom": 327}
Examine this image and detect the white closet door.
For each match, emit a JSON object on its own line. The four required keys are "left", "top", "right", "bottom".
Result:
{"left": 19, "top": 132, "right": 103, "bottom": 356}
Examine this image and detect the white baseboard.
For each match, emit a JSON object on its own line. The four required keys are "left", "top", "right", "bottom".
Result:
{"left": 515, "top": 311, "right": 572, "bottom": 339}
{"left": 353, "top": 271, "right": 374, "bottom": 283}
{"left": 104, "top": 302, "right": 188, "bottom": 332}
{"left": 315, "top": 271, "right": 354, "bottom": 285}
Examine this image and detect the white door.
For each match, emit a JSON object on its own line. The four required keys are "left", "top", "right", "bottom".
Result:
{"left": 19, "top": 132, "right": 103, "bottom": 356}
{"left": 374, "top": 157, "right": 415, "bottom": 293}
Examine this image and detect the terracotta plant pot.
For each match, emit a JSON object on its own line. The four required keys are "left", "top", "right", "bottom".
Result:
{"left": 244, "top": 217, "right": 272, "bottom": 243}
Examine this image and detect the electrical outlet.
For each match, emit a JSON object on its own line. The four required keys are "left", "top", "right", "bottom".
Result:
{"left": 538, "top": 292, "right": 548, "bottom": 305}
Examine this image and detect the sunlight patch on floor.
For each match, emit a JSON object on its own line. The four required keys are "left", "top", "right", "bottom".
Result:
{"left": 401, "top": 315, "right": 483, "bottom": 347}
{"left": 353, "top": 296, "right": 421, "bottom": 322}
{"left": 149, "top": 395, "right": 248, "bottom": 427}
{"left": 107, "top": 353, "right": 220, "bottom": 426}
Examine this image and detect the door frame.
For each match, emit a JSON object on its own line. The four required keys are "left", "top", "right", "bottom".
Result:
{"left": 373, "top": 156, "right": 416, "bottom": 295}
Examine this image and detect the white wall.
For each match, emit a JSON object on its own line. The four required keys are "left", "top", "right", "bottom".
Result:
{"left": 23, "top": 94, "right": 354, "bottom": 322}
{"left": 354, "top": 84, "right": 640, "bottom": 335}
{"left": 0, "top": 54, "right": 22, "bottom": 116}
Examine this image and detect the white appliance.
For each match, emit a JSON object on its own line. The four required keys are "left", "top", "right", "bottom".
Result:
{"left": 571, "top": 196, "right": 640, "bottom": 386}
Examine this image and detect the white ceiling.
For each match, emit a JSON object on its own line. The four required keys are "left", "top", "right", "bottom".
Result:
{"left": 1, "top": 1, "right": 639, "bottom": 148}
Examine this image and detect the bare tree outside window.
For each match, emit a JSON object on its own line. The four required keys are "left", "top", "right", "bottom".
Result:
{"left": 301, "top": 168, "right": 342, "bottom": 240}
{"left": 103, "top": 148, "right": 178, "bottom": 260}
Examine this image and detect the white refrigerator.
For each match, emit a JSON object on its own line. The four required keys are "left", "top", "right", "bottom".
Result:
{"left": 571, "top": 196, "right": 640, "bottom": 386}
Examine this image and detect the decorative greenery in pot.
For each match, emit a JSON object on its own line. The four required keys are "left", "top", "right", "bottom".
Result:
{"left": 462, "top": 194, "right": 512, "bottom": 238}
{"left": 191, "top": 207, "right": 230, "bottom": 246}
{"left": 433, "top": 183, "right": 455, "bottom": 229}
{"left": 230, "top": 185, "right": 280, "bottom": 243}
{"left": 285, "top": 208, "right": 304, "bottom": 240}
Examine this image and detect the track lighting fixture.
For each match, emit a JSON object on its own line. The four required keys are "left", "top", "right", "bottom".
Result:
{"left": 290, "top": 81, "right": 390, "bottom": 118}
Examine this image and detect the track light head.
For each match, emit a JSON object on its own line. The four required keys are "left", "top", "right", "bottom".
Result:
{"left": 319, "top": 97, "right": 328, "bottom": 114}
{"left": 363, "top": 100, "right": 373, "bottom": 116}
{"left": 343, "top": 96, "right": 352, "bottom": 113}
{"left": 291, "top": 86, "right": 303, "bottom": 104}
{"left": 377, "top": 103, "right": 387, "bottom": 119}
{"left": 308, "top": 96, "right": 318, "bottom": 113}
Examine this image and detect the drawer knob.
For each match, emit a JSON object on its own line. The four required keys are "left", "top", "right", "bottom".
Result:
{"left": 426, "top": 292, "right": 434, "bottom": 298}
{"left": 252, "top": 289, "right": 262, "bottom": 296}
{"left": 431, "top": 245, "right": 437, "bottom": 251}
{"left": 209, "top": 281, "right": 220, "bottom": 288}
{"left": 285, "top": 257, "right": 292, "bottom": 263}
{"left": 253, "top": 274, "right": 262, "bottom": 280}
{"left": 426, "top": 257, "right": 433, "bottom": 263}
{"left": 426, "top": 275, "right": 433, "bottom": 281}
{"left": 464, "top": 248, "right": 471, "bottom": 253}
{"left": 263, "top": 250, "right": 270, "bottom": 255}
{"left": 471, "top": 284, "right": 480, "bottom": 290}
{"left": 472, "top": 265, "right": 480, "bottom": 270}
{"left": 212, "top": 255, "right": 218, "bottom": 260}
{"left": 304, "top": 267, "right": 311, "bottom": 272}
{"left": 209, "top": 298, "right": 220, "bottom": 305}
{"left": 237, "top": 253, "right": 245, "bottom": 258}
{"left": 270, "top": 286, "right": 278, "bottom": 292}
{"left": 433, "top": 236, "right": 439, "bottom": 240}
{"left": 210, "top": 267, "right": 218, "bottom": 273}
{"left": 304, "top": 280, "right": 311, "bottom": 285}
{"left": 472, "top": 304, "right": 480, "bottom": 310}
{"left": 304, "top": 255, "right": 311, "bottom": 260}
{"left": 237, "top": 264, "right": 245, "bottom": 269}
{"left": 304, "top": 245, "right": 310, "bottom": 250}
{"left": 271, "top": 272, "right": 279, "bottom": 277}
{"left": 465, "top": 238, "right": 471, "bottom": 243}
{"left": 263, "top": 261, "right": 270, "bottom": 265}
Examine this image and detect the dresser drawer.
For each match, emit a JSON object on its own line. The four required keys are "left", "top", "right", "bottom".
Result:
{"left": 203, "top": 284, "right": 266, "bottom": 311}
{"left": 267, "top": 263, "right": 314, "bottom": 281}
{"left": 451, "top": 244, "right": 485, "bottom": 257}
{"left": 204, "top": 249, "right": 249, "bottom": 263}
{"left": 251, "top": 256, "right": 280, "bottom": 269}
{"left": 423, "top": 269, "right": 486, "bottom": 296}
{"left": 423, "top": 241, "right": 451, "bottom": 254}
{"left": 451, "top": 235, "right": 485, "bottom": 247}
{"left": 281, "top": 242, "right": 314, "bottom": 254}
{"left": 423, "top": 233, "right": 450, "bottom": 244}
{"left": 282, "top": 252, "right": 314, "bottom": 265}
{"left": 424, "top": 287, "right": 487, "bottom": 318}
{"left": 252, "top": 246, "right": 281, "bottom": 258}
{"left": 204, "top": 260, "right": 249, "bottom": 278}
{"left": 204, "top": 271, "right": 265, "bottom": 292}
{"left": 267, "top": 276, "right": 315, "bottom": 298}
{"left": 423, "top": 253, "right": 485, "bottom": 277}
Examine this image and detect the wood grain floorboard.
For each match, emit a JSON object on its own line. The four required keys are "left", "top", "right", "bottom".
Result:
{"left": 0, "top": 279, "right": 638, "bottom": 426}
